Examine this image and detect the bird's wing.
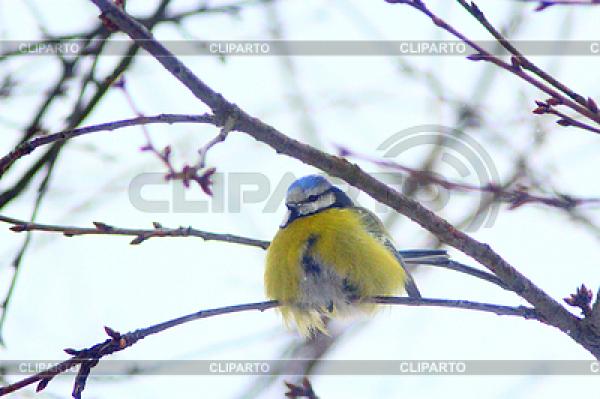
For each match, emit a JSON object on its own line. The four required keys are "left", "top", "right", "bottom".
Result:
{"left": 352, "top": 207, "right": 422, "bottom": 299}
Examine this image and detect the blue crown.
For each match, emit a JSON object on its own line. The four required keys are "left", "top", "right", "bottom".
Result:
{"left": 287, "top": 175, "right": 330, "bottom": 194}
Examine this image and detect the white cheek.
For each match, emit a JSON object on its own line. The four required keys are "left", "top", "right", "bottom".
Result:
{"left": 315, "top": 192, "right": 335, "bottom": 209}
{"left": 280, "top": 209, "right": 292, "bottom": 228}
{"left": 297, "top": 192, "right": 335, "bottom": 215}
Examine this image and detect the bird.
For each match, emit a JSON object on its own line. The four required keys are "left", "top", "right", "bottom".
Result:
{"left": 264, "top": 174, "right": 447, "bottom": 337}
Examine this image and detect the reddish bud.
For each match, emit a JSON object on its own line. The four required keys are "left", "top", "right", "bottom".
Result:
{"left": 162, "top": 145, "right": 172, "bottom": 159}
{"left": 64, "top": 348, "right": 80, "bottom": 355}
{"left": 199, "top": 167, "right": 217, "bottom": 196}
{"left": 93, "top": 222, "right": 113, "bottom": 231}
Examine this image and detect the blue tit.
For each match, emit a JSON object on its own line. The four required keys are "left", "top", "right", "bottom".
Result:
{"left": 264, "top": 174, "right": 447, "bottom": 337}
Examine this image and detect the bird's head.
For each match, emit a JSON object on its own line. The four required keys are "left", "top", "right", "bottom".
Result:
{"left": 280, "top": 175, "right": 353, "bottom": 228}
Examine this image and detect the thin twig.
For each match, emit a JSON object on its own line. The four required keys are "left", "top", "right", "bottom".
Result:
{"left": 456, "top": 0, "right": 593, "bottom": 109}
{"left": 370, "top": 296, "right": 540, "bottom": 319}
{"left": 517, "top": 0, "right": 600, "bottom": 11}
{"left": 338, "top": 145, "right": 600, "bottom": 210}
{"left": 429, "top": 260, "right": 509, "bottom": 290}
{"left": 386, "top": 0, "right": 600, "bottom": 134}
{"left": 0, "top": 114, "right": 215, "bottom": 178}
{"left": 0, "top": 161, "right": 56, "bottom": 343}
{"left": 165, "top": 114, "right": 237, "bottom": 193}
{"left": 534, "top": 100, "right": 600, "bottom": 134}
{"left": 0, "top": 216, "right": 513, "bottom": 290}
{"left": 0, "top": 215, "right": 269, "bottom": 249}
{"left": 196, "top": 115, "right": 236, "bottom": 169}
{"left": 0, "top": 300, "right": 279, "bottom": 397}
{"left": 0, "top": 21, "right": 172, "bottom": 341}
{"left": 115, "top": 78, "right": 177, "bottom": 176}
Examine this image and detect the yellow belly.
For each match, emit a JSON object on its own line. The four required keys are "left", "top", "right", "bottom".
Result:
{"left": 264, "top": 207, "right": 406, "bottom": 336}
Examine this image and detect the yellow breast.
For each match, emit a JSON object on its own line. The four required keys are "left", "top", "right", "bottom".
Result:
{"left": 264, "top": 207, "right": 406, "bottom": 305}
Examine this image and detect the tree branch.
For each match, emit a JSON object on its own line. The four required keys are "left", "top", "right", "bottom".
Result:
{"left": 386, "top": 0, "right": 600, "bottom": 134}
{"left": 0, "top": 215, "right": 511, "bottom": 290}
{"left": 338, "top": 146, "right": 600, "bottom": 210}
{"left": 0, "top": 215, "right": 269, "bottom": 249}
{"left": 0, "top": 300, "right": 279, "bottom": 398}
{"left": 370, "top": 296, "right": 540, "bottom": 319}
{"left": 457, "top": 0, "right": 593, "bottom": 108}
{"left": 0, "top": 296, "right": 539, "bottom": 397}
{"left": 0, "top": 114, "right": 216, "bottom": 178}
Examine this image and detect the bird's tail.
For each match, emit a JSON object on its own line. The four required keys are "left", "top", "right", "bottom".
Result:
{"left": 397, "top": 249, "right": 449, "bottom": 299}
{"left": 399, "top": 249, "right": 449, "bottom": 265}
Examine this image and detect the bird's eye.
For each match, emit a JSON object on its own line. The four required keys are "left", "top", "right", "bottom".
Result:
{"left": 306, "top": 194, "right": 320, "bottom": 202}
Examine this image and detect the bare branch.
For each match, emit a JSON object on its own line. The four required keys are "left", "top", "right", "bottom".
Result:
{"left": 0, "top": 296, "right": 539, "bottom": 397}
{"left": 370, "top": 296, "right": 540, "bottom": 319}
{"left": 385, "top": 0, "right": 600, "bottom": 134}
{"left": 338, "top": 146, "right": 600, "bottom": 210}
{"left": 533, "top": 100, "right": 600, "bottom": 134}
{"left": 0, "top": 114, "right": 216, "bottom": 178}
{"left": 0, "top": 216, "right": 511, "bottom": 291}
{"left": 431, "top": 260, "right": 509, "bottom": 290}
{"left": 0, "top": 300, "right": 279, "bottom": 398}
{"left": 0, "top": 215, "right": 269, "bottom": 249}
{"left": 196, "top": 115, "right": 236, "bottom": 169}
{"left": 70, "top": 0, "right": 600, "bottom": 357}
{"left": 164, "top": 115, "right": 236, "bottom": 193}
{"left": 456, "top": 0, "right": 593, "bottom": 108}
{"left": 0, "top": 0, "right": 174, "bottom": 208}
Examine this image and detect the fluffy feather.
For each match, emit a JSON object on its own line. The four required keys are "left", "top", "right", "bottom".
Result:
{"left": 265, "top": 207, "right": 407, "bottom": 337}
